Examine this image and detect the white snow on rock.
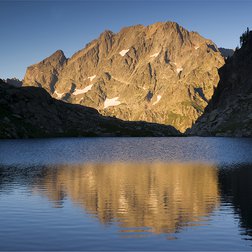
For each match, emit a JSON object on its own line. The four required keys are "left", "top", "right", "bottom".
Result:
{"left": 54, "top": 90, "right": 65, "bottom": 99}
{"left": 119, "top": 49, "right": 129, "bottom": 56}
{"left": 176, "top": 67, "right": 183, "bottom": 74}
{"left": 73, "top": 84, "right": 93, "bottom": 95}
{"left": 150, "top": 52, "right": 159, "bottom": 58}
{"left": 153, "top": 95, "right": 162, "bottom": 105}
{"left": 88, "top": 75, "right": 96, "bottom": 81}
{"left": 104, "top": 97, "right": 121, "bottom": 109}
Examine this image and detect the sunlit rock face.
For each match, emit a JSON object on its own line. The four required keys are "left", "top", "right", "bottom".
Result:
{"left": 23, "top": 50, "right": 67, "bottom": 93}
{"left": 33, "top": 163, "right": 220, "bottom": 235}
{"left": 23, "top": 22, "right": 224, "bottom": 132}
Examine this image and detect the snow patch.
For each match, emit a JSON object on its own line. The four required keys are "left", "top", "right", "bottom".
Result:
{"left": 104, "top": 97, "right": 121, "bottom": 109}
{"left": 119, "top": 49, "right": 129, "bottom": 56}
{"left": 153, "top": 95, "right": 162, "bottom": 105}
{"left": 54, "top": 90, "right": 64, "bottom": 99}
{"left": 150, "top": 52, "right": 159, "bottom": 58}
{"left": 88, "top": 75, "right": 96, "bottom": 82}
{"left": 73, "top": 84, "right": 93, "bottom": 95}
{"left": 176, "top": 67, "right": 183, "bottom": 74}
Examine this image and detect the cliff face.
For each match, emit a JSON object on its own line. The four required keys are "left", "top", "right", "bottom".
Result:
{"left": 0, "top": 79, "right": 179, "bottom": 138}
{"left": 23, "top": 50, "right": 67, "bottom": 93}
{"left": 23, "top": 22, "right": 224, "bottom": 132}
{"left": 190, "top": 31, "right": 252, "bottom": 136}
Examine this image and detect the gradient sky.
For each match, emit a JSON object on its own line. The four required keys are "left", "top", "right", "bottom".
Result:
{"left": 1, "top": 0, "right": 251, "bottom": 79}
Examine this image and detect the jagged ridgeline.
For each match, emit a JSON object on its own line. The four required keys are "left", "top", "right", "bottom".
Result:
{"left": 23, "top": 22, "right": 225, "bottom": 132}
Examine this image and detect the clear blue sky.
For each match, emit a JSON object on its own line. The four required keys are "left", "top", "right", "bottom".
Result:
{"left": 1, "top": 0, "right": 251, "bottom": 79}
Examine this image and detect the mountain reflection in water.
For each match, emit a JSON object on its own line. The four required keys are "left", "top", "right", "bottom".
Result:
{"left": 1, "top": 162, "right": 252, "bottom": 242}
{"left": 29, "top": 163, "right": 220, "bottom": 234}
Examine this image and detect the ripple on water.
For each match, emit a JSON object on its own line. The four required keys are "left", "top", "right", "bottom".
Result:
{"left": 0, "top": 138, "right": 252, "bottom": 250}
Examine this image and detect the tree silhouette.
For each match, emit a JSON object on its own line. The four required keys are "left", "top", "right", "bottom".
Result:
{"left": 240, "top": 27, "right": 250, "bottom": 46}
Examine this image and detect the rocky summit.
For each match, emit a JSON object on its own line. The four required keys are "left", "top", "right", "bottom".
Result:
{"left": 23, "top": 50, "right": 66, "bottom": 93}
{"left": 23, "top": 22, "right": 224, "bottom": 132}
{"left": 189, "top": 31, "right": 252, "bottom": 137}
{"left": 0, "top": 79, "right": 179, "bottom": 138}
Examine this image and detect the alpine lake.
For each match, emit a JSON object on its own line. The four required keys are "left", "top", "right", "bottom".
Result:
{"left": 0, "top": 137, "right": 252, "bottom": 251}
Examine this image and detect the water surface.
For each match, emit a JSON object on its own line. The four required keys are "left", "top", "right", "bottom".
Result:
{"left": 0, "top": 137, "right": 252, "bottom": 250}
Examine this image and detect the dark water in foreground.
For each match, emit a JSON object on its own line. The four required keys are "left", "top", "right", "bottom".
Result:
{"left": 0, "top": 137, "right": 252, "bottom": 251}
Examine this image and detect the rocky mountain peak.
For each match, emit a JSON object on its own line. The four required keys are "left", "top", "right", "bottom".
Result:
{"left": 101, "top": 29, "right": 114, "bottom": 35}
{"left": 98, "top": 30, "right": 114, "bottom": 41}
{"left": 50, "top": 49, "right": 66, "bottom": 62}
{"left": 40, "top": 49, "right": 67, "bottom": 67}
{"left": 23, "top": 49, "right": 67, "bottom": 93}
{"left": 23, "top": 21, "right": 225, "bottom": 132}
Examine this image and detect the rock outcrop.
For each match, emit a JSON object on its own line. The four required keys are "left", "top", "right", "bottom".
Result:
{"left": 23, "top": 50, "right": 67, "bottom": 93}
{"left": 189, "top": 31, "right": 252, "bottom": 137}
{"left": 23, "top": 22, "right": 224, "bottom": 132}
{"left": 0, "top": 79, "right": 179, "bottom": 138}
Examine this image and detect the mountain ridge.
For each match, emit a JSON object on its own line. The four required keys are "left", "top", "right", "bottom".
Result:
{"left": 23, "top": 21, "right": 224, "bottom": 132}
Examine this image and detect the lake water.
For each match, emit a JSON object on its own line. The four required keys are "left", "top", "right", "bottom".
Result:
{"left": 0, "top": 137, "right": 252, "bottom": 251}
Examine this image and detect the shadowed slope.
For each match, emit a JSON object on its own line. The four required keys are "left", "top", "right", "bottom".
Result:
{"left": 189, "top": 31, "right": 252, "bottom": 137}
{"left": 0, "top": 79, "right": 179, "bottom": 138}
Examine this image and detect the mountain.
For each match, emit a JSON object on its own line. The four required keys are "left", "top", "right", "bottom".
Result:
{"left": 23, "top": 21, "right": 224, "bottom": 132}
{"left": 189, "top": 31, "right": 252, "bottom": 137}
{"left": 23, "top": 50, "right": 66, "bottom": 93}
{"left": 5, "top": 78, "right": 23, "bottom": 87}
{"left": 0, "top": 79, "right": 179, "bottom": 138}
{"left": 218, "top": 47, "right": 234, "bottom": 58}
